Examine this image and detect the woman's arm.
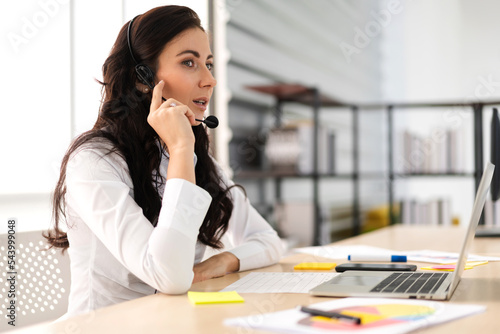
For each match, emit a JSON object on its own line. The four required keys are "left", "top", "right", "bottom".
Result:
{"left": 192, "top": 251, "right": 239, "bottom": 283}
{"left": 147, "top": 80, "right": 197, "bottom": 184}
{"left": 66, "top": 147, "right": 211, "bottom": 294}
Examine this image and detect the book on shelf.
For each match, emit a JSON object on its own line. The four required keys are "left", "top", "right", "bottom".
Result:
{"left": 398, "top": 127, "right": 463, "bottom": 174}
{"left": 229, "top": 128, "right": 266, "bottom": 171}
{"left": 483, "top": 199, "right": 500, "bottom": 227}
{"left": 275, "top": 201, "right": 352, "bottom": 247}
{"left": 265, "top": 122, "right": 335, "bottom": 174}
{"left": 399, "top": 198, "right": 452, "bottom": 226}
{"left": 275, "top": 201, "right": 314, "bottom": 246}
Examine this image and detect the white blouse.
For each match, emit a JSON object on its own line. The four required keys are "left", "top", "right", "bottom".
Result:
{"left": 61, "top": 141, "right": 283, "bottom": 319}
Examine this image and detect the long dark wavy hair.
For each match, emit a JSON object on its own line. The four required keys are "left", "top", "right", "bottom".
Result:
{"left": 44, "top": 6, "right": 235, "bottom": 251}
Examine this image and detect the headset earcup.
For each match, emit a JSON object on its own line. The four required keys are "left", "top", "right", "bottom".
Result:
{"left": 135, "top": 64, "right": 155, "bottom": 90}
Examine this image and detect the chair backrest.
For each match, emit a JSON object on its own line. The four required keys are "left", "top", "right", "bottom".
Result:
{"left": 0, "top": 229, "right": 70, "bottom": 331}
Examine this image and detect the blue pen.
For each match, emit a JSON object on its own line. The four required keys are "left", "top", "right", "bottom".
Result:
{"left": 348, "top": 254, "right": 407, "bottom": 262}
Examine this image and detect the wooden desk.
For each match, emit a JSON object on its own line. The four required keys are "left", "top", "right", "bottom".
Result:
{"left": 10, "top": 225, "right": 500, "bottom": 333}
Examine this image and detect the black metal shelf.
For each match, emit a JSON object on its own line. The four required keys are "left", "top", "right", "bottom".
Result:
{"left": 238, "top": 83, "right": 500, "bottom": 245}
{"left": 245, "top": 84, "right": 361, "bottom": 245}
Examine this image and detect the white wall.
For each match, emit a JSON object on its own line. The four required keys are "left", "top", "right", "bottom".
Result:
{"left": 0, "top": 1, "right": 208, "bottom": 233}
{"left": 382, "top": 0, "right": 500, "bottom": 102}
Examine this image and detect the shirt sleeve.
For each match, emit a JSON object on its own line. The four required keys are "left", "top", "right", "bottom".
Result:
{"left": 213, "top": 163, "right": 284, "bottom": 271}
{"left": 65, "top": 147, "right": 212, "bottom": 294}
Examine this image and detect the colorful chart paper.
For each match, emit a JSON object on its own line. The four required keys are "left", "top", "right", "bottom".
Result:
{"left": 224, "top": 297, "right": 486, "bottom": 334}
{"left": 298, "top": 303, "right": 436, "bottom": 330}
{"left": 421, "top": 261, "right": 488, "bottom": 271}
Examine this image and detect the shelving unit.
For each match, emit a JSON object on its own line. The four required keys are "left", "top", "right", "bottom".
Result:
{"left": 231, "top": 83, "right": 500, "bottom": 245}
{"left": 242, "top": 84, "right": 360, "bottom": 246}
{"left": 385, "top": 101, "right": 500, "bottom": 226}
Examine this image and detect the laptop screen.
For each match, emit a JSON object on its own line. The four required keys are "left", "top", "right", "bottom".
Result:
{"left": 447, "top": 162, "right": 494, "bottom": 298}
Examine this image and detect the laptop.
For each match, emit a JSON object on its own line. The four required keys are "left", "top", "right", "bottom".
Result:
{"left": 310, "top": 162, "right": 494, "bottom": 300}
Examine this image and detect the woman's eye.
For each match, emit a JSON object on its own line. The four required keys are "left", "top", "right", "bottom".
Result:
{"left": 182, "top": 60, "right": 194, "bottom": 67}
{"left": 206, "top": 63, "right": 214, "bottom": 71}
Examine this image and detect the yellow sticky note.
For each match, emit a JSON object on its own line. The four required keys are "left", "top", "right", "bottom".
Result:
{"left": 294, "top": 262, "right": 337, "bottom": 270}
{"left": 187, "top": 291, "right": 244, "bottom": 305}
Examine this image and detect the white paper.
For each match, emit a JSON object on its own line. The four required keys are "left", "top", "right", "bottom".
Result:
{"left": 224, "top": 297, "right": 486, "bottom": 334}
{"left": 295, "top": 245, "right": 396, "bottom": 259}
{"left": 405, "top": 249, "right": 500, "bottom": 264}
{"left": 220, "top": 272, "right": 338, "bottom": 293}
{"left": 294, "top": 245, "right": 500, "bottom": 264}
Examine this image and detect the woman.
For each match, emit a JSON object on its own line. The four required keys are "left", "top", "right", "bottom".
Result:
{"left": 45, "top": 5, "right": 282, "bottom": 318}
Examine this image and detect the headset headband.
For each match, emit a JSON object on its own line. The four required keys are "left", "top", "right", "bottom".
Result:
{"left": 126, "top": 15, "right": 155, "bottom": 90}
{"left": 127, "top": 15, "right": 141, "bottom": 65}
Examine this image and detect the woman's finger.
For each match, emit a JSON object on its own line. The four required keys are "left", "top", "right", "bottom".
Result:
{"left": 150, "top": 80, "right": 165, "bottom": 112}
{"left": 164, "top": 98, "right": 199, "bottom": 126}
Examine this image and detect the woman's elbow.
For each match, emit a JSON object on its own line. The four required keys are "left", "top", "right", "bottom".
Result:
{"left": 154, "top": 272, "right": 193, "bottom": 295}
{"left": 159, "top": 285, "right": 190, "bottom": 295}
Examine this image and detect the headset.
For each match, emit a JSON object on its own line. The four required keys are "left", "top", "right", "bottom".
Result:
{"left": 127, "top": 16, "right": 155, "bottom": 91}
{"left": 126, "top": 16, "right": 218, "bottom": 128}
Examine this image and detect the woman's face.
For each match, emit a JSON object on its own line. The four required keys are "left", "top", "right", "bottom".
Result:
{"left": 156, "top": 27, "right": 217, "bottom": 120}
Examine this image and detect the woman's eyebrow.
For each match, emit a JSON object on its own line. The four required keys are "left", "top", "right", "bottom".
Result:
{"left": 176, "top": 50, "right": 213, "bottom": 60}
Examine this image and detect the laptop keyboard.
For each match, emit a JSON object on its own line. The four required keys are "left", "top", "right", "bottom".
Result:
{"left": 370, "top": 272, "right": 449, "bottom": 294}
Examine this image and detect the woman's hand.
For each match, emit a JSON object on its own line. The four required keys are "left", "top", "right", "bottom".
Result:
{"left": 147, "top": 80, "right": 198, "bottom": 155}
{"left": 192, "top": 252, "right": 240, "bottom": 283}
{"left": 148, "top": 80, "right": 197, "bottom": 183}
